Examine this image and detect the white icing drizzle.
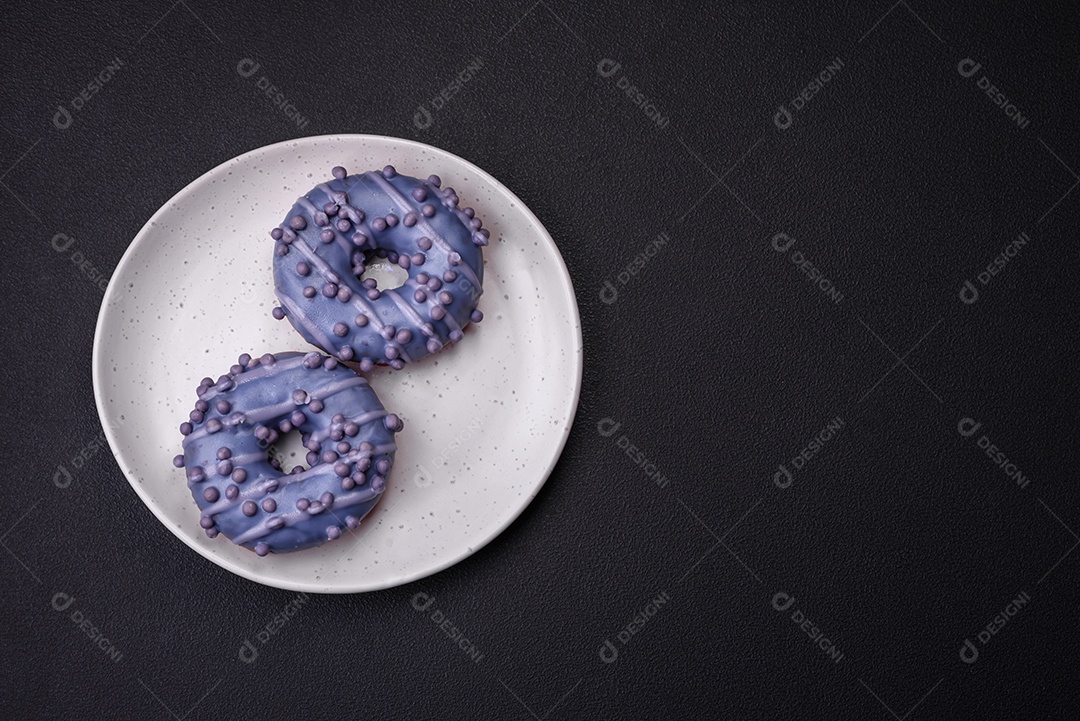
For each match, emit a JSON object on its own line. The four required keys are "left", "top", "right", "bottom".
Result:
{"left": 367, "top": 172, "right": 483, "bottom": 292}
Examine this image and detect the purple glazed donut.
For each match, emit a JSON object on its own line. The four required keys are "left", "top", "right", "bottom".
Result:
{"left": 270, "top": 165, "right": 487, "bottom": 370}
{"left": 174, "top": 351, "right": 403, "bottom": 555}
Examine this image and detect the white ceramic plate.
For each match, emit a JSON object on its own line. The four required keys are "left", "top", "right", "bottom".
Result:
{"left": 93, "top": 135, "right": 582, "bottom": 593}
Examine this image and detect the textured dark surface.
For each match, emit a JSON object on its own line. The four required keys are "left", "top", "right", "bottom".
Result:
{"left": 2, "top": 1, "right": 1079, "bottom": 718}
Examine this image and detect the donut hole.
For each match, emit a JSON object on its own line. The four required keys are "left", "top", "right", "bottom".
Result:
{"left": 265, "top": 427, "right": 311, "bottom": 474}
{"left": 357, "top": 251, "right": 409, "bottom": 291}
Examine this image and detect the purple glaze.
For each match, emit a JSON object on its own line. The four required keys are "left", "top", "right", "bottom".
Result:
{"left": 271, "top": 167, "right": 486, "bottom": 369}
{"left": 177, "top": 351, "right": 400, "bottom": 555}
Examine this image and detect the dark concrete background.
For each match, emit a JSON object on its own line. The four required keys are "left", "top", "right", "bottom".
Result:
{"left": 1, "top": 0, "right": 1078, "bottom": 718}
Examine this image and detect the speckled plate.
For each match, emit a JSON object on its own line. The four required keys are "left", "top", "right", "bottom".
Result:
{"left": 92, "top": 135, "right": 582, "bottom": 593}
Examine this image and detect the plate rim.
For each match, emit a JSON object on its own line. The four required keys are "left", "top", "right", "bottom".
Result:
{"left": 92, "top": 133, "right": 584, "bottom": 593}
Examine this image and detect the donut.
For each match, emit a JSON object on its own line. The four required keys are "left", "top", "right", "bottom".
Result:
{"left": 174, "top": 351, "right": 403, "bottom": 555}
{"left": 270, "top": 165, "right": 487, "bottom": 370}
